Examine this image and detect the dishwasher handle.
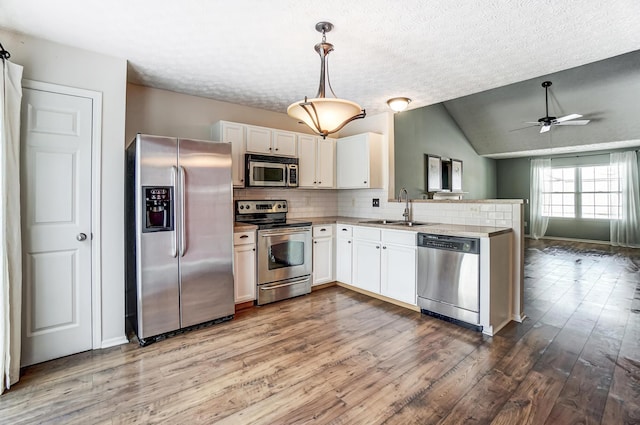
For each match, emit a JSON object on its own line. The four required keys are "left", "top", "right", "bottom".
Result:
{"left": 417, "top": 233, "right": 480, "bottom": 254}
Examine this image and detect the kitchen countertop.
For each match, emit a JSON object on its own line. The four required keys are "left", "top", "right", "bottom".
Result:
{"left": 297, "top": 216, "right": 512, "bottom": 238}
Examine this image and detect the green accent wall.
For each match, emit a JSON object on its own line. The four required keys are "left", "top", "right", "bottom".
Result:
{"left": 496, "top": 150, "right": 640, "bottom": 241}
{"left": 394, "top": 103, "right": 497, "bottom": 199}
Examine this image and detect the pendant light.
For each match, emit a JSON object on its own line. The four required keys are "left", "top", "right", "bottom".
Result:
{"left": 287, "top": 22, "right": 366, "bottom": 138}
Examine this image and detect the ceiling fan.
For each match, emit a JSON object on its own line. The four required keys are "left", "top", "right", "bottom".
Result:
{"left": 525, "top": 81, "right": 590, "bottom": 133}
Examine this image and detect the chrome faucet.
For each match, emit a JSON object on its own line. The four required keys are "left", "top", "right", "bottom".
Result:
{"left": 399, "top": 187, "right": 410, "bottom": 223}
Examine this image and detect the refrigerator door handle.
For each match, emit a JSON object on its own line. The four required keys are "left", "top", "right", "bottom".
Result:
{"left": 179, "top": 165, "right": 187, "bottom": 257}
{"left": 170, "top": 166, "right": 178, "bottom": 258}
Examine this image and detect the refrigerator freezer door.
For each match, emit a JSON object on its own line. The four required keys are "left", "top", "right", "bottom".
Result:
{"left": 136, "top": 134, "right": 181, "bottom": 338}
{"left": 178, "top": 139, "right": 234, "bottom": 327}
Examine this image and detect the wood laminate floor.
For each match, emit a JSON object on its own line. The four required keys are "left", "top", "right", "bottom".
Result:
{"left": 1, "top": 239, "right": 639, "bottom": 424}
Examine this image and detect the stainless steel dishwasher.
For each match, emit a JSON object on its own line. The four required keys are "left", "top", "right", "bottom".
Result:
{"left": 417, "top": 233, "right": 481, "bottom": 330}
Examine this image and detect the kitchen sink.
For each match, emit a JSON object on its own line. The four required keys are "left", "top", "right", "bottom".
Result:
{"left": 359, "top": 219, "right": 402, "bottom": 225}
{"left": 359, "top": 219, "right": 438, "bottom": 227}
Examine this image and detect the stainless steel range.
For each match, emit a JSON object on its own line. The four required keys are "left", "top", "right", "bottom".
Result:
{"left": 235, "top": 200, "right": 312, "bottom": 305}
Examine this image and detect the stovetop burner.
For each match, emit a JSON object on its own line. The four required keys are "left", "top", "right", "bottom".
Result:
{"left": 234, "top": 200, "right": 311, "bottom": 229}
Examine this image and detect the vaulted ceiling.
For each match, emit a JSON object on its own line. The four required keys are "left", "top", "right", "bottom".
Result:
{"left": 1, "top": 1, "right": 639, "bottom": 155}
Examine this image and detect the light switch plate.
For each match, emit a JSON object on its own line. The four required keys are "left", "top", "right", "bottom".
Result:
{"left": 372, "top": 198, "right": 380, "bottom": 207}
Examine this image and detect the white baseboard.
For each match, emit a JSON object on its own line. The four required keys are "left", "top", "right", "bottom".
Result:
{"left": 525, "top": 234, "right": 611, "bottom": 245}
{"left": 101, "top": 335, "right": 129, "bottom": 349}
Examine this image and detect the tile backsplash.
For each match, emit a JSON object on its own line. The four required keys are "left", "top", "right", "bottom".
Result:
{"left": 234, "top": 187, "right": 521, "bottom": 229}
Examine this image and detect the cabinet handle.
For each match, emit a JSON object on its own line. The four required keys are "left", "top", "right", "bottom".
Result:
{"left": 376, "top": 245, "right": 380, "bottom": 249}
{"left": 320, "top": 228, "right": 327, "bottom": 232}
{"left": 364, "top": 181, "right": 367, "bottom": 184}
{"left": 240, "top": 234, "right": 249, "bottom": 239}
{"left": 275, "top": 148, "right": 279, "bottom": 151}
{"left": 341, "top": 228, "right": 348, "bottom": 231}
{"left": 318, "top": 181, "right": 322, "bottom": 184}
{"left": 313, "top": 181, "right": 317, "bottom": 184}
{"left": 252, "top": 248, "right": 256, "bottom": 251}
{"left": 383, "top": 246, "right": 387, "bottom": 249}
{"left": 348, "top": 241, "right": 351, "bottom": 244}
{"left": 269, "top": 147, "right": 272, "bottom": 150}
{"left": 314, "top": 241, "right": 317, "bottom": 244}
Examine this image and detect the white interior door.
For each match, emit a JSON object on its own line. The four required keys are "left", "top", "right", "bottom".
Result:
{"left": 20, "top": 87, "right": 93, "bottom": 366}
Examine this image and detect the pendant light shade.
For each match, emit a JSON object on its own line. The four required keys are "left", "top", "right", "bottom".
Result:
{"left": 287, "top": 22, "right": 366, "bottom": 138}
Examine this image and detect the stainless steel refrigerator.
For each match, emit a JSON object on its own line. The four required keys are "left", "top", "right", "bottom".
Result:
{"left": 125, "top": 134, "right": 234, "bottom": 345}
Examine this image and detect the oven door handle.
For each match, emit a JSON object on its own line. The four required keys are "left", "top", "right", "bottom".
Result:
{"left": 260, "top": 276, "right": 310, "bottom": 290}
{"left": 259, "top": 228, "right": 311, "bottom": 237}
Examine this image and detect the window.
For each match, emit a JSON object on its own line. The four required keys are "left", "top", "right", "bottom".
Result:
{"left": 542, "top": 165, "right": 620, "bottom": 219}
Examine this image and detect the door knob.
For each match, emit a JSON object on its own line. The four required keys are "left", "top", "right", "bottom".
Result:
{"left": 77, "top": 233, "right": 87, "bottom": 241}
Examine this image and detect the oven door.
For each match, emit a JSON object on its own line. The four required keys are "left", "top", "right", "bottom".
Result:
{"left": 257, "top": 227, "right": 312, "bottom": 284}
{"left": 248, "top": 161, "right": 287, "bottom": 187}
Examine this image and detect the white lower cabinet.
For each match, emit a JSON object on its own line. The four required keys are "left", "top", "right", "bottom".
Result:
{"left": 351, "top": 226, "right": 417, "bottom": 305}
{"left": 335, "top": 224, "right": 353, "bottom": 284}
{"left": 312, "top": 225, "right": 334, "bottom": 285}
{"left": 380, "top": 243, "right": 416, "bottom": 305}
{"left": 352, "top": 238, "right": 382, "bottom": 293}
{"left": 233, "top": 230, "right": 256, "bottom": 303}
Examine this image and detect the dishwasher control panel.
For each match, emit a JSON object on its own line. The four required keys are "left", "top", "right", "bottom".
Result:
{"left": 417, "top": 233, "right": 479, "bottom": 254}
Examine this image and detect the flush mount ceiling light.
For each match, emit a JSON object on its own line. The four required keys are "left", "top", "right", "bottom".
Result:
{"left": 287, "top": 22, "right": 366, "bottom": 138}
{"left": 387, "top": 97, "right": 412, "bottom": 112}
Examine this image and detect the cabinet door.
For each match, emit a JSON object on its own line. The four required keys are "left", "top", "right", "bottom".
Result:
{"left": 337, "top": 135, "right": 369, "bottom": 188}
{"left": 233, "top": 243, "right": 256, "bottom": 303}
{"left": 213, "top": 122, "right": 245, "bottom": 187}
{"left": 313, "top": 236, "right": 334, "bottom": 285}
{"left": 335, "top": 237, "right": 352, "bottom": 284}
{"left": 297, "top": 134, "right": 317, "bottom": 187}
{"left": 381, "top": 244, "right": 416, "bottom": 305}
{"left": 246, "top": 125, "right": 272, "bottom": 154}
{"left": 316, "top": 137, "right": 335, "bottom": 188}
{"left": 272, "top": 130, "right": 297, "bottom": 156}
{"left": 352, "top": 239, "right": 381, "bottom": 293}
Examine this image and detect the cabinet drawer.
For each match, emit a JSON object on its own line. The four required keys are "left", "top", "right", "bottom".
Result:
{"left": 336, "top": 224, "right": 353, "bottom": 237}
{"left": 313, "top": 225, "right": 334, "bottom": 238}
{"left": 382, "top": 230, "right": 416, "bottom": 246}
{"left": 233, "top": 230, "right": 256, "bottom": 245}
{"left": 353, "top": 226, "right": 381, "bottom": 241}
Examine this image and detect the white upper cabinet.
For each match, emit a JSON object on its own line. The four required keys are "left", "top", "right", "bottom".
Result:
{"left": 211, "top": 121, "right": 245, "bottom": 187}
{"left": 246, "top": 125, "right": 297, "bottom": 157}
{"left": 298, "top": 135, "right": 335, "bottom": 189}
{"left": 272, "top": 130, "right": 297, "bottom": 156}
{"left": 245, "top": 125, "right": 272, "bottom": 154}
{"left": 336, "top": 132, "right": 383, "bottom": 189}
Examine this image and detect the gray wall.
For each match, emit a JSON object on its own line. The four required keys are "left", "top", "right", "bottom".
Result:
{"left": 394, "top": 103, "right": 497, "bottom": 199}
{"left": 496, "top": 150, "right": 640, "bottom": 241}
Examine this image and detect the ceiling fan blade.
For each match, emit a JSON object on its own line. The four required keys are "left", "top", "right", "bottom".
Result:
{"left": 554, "top": 113, "right": 582, "bottom": 123}
{"left": 509, "top": 125, "right": 539, "bottom": 132}
{"left": 540, "top": 125, "right": 551, "bottom": 133}
{"left": 556, "top": 120, "right": 590, "bottom": 126}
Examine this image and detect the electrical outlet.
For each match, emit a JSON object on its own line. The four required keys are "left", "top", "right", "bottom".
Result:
{"left": 372, "top": 198, "right": 380, "bottom": 207}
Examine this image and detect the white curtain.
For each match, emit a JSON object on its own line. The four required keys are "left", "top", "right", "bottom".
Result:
{"left": 530, "top": 158, "right": 551, "bottom": 239}
{"left": 610, "top": 151, "right": 640, "bottom": 248}
{"left": 1, "top": 57, "right": 23, "bottom": 394}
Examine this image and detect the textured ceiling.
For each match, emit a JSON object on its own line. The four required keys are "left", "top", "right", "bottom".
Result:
{"left": 444, "top": 50, "right": 640, "bottom": 157}
{"left": 1, "top": 1, "right": 640, "bottom": 148}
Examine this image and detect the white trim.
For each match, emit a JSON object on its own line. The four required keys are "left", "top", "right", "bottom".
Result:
{"left": 22, "top": 80, "right": 103, "bottom": 350}
{"left": 101, "top": 336, "right": 129, "bottom": 349}
{"left": 524, "top": 234, "right": 611, "bottom": 245}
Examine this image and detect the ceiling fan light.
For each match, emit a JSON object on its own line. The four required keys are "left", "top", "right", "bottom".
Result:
{"left": 387, "top": 97, "right": 411, "bottom": 112}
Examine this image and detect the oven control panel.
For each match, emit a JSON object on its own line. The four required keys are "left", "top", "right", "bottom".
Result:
{"left": 236, "top": 200, "right": 288, "bottom": 214}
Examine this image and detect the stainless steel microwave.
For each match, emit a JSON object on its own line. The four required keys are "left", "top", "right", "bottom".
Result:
{"left": 245, "top": 153, "right": 298, "bottom": 188}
